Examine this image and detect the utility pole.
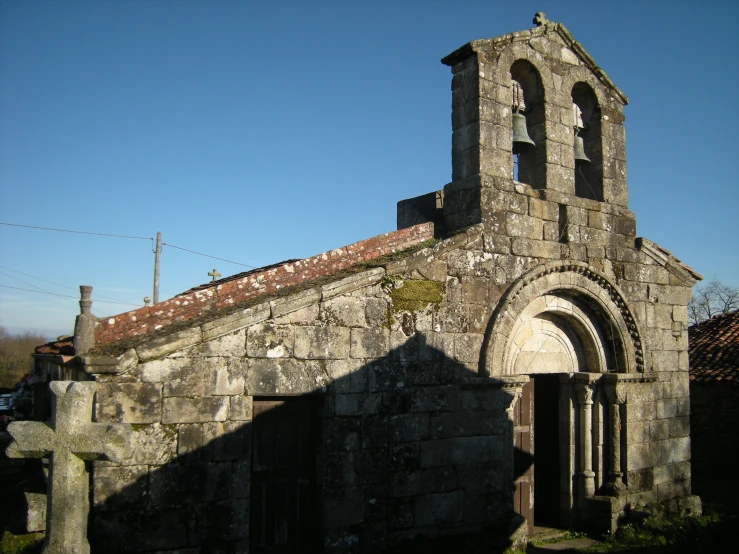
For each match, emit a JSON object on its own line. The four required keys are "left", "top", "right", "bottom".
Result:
{"left": 153, "top": 231, "right": 162, "bottom": 304}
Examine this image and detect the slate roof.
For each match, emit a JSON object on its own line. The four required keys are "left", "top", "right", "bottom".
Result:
{"left": 689, "top": 310, "right": 739, "bottom": 383}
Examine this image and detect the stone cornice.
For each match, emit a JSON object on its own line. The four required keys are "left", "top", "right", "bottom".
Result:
{"left": 637, "top": 237, "right": 702, "bottom": 285}
{"left": 441, "top": 22, "right": 628, "bottom": 105}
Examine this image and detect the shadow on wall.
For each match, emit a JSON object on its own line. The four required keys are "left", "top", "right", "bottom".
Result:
{"left": 88, "top": 334, "right": 532, "bottom": 554}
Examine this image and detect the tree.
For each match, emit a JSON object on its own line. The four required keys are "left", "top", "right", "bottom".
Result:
{"left": 688, "top": 279, "right": 739, "bottom": 325}
{"left": 0, "top": 327, "right": 49, "bottom": 389}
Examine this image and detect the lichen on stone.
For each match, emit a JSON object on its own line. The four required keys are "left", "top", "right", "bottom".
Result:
{"left": 389, "top": 280, "right": 444, "bottom": 313}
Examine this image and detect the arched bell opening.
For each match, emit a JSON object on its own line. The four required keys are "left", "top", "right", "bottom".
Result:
{"left": 511, "top": 60, "right": 546, "bottom": 188}
{"left": 572, "top": 83, "right": 604, "bottom": 201}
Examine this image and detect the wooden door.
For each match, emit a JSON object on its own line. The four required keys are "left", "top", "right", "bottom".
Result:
{"left": 513, "top": 379, "right": 535, "bottom": 534}
{"left": 251, "top": 397, "right": 317, "bottom": 553}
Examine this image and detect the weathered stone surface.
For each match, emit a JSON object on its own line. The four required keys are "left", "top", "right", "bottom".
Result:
{"left": 294, "top": 326, "right": 350, "bottom": 359}
{"left": 324, "top": 487, "right": 364, "bottom": 527}
{"left": 322, "top": 296, "right": 368, "bottom": 327}
{"left": 93, "top": 464, "right": 148, "bottom": 510}
{"left": 124, "top": 423, "right": 177, "bottom": 466}
{"left": 269, "top": 287, "right": 321, "bottom": 317}
{"left": 149, "top": 462, "right": 232, "bottom": 506}
{"left": 162, "top": 396, "right": 229, "bottom": 424}
{"left": 23, "top": 492, "right": 46, "bottom": 532}
{"left": 245, "top": 358, "right": 328, "bottom": 395}
{"left": 96, "top": 382, "right": 162, "bottom": 424}
{"left": 414, "top": 490, "right": 463, "bottom": 527}
{"left": 205, "top": 358, "right": 246, "bottom": 395}
{"left": 201, "top": 303, "right": 270, "bottom": 341}
{"left": 322, "top": 268, "right": 385, "bottom": 300}
{"left": 351, "top": 328, "right": 390, "bottom": 359}
{"left": 194, "top": 329, "right": 246, "bottom": 357}
{"left": 229, "top": 395, "right": 253, "bottom": 421}
{"left": 135, "top": 327, "right": 203, "bottom": 362}
{"left": 6, "top": 382, "right": 131, "bottom": 554}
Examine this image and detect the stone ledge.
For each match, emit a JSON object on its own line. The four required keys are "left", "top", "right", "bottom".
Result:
{"left": 80, "top": 348, "right": 139, "bottom": 375}
{"left": 135, "top": 327, "right": 203, "bottom": 362}
{"left": 321, "top": 268, "right": 385, "bottom": 300}
{"left": 201, "top": 303, "right": 270, "bottom": 342}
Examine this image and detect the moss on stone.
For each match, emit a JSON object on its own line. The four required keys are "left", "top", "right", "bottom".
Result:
{"left": 161, "top": 423, "right": 178, "bottom": 437}
{"left": 0, "top": 531, "right": 44, "bottom": 554}
{"left": 389, "top": 280, "right": 444, "bottom": 313}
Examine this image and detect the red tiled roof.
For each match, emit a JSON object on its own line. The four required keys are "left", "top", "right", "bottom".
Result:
{"left": 94, "top": 222, "right": 435, "bottom": 346}
{"left": 689, "top": 311, "right": 739, "bottom": 383}
{"left": 34, "top": 336, "right": 75, "bottom": 356}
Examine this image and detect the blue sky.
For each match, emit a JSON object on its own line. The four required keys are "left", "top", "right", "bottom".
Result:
{"left": 1, "top": 0, "right": 737, "bottom": 338}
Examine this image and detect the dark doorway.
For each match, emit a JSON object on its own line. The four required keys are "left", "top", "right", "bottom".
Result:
{"left": 513, "top": 379, "right": 534, "bottom": 533}
{"left": 533, "top": 374, "right": 561, "bottom": 527}
{"left": 251, "top": 397, "right": 318, "bottom": 553}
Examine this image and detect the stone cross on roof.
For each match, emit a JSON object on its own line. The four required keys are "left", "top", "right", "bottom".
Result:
{"left": 6, "top": 381, "right": 131, "bottom": 554}
{"left": 208, "top": 268, "right": 222, "bottom": 282}
{"left": 533, "top": 11, "right": 550, "bottom": 27}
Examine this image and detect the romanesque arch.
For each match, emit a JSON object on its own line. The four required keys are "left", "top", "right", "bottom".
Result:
{"left": 482, "top": 260, "right": 646, "bottom": 377}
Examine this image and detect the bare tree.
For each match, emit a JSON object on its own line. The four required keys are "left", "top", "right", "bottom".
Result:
{"left": 688, "top": 279, "right": 739, "bottom": 325}
{"left": 0, "top": 326, "right": 49, "bottom": 388}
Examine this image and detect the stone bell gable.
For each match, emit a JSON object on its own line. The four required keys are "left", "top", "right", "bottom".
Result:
{"left": 23, "top": 15, "right": 702, "bottom": 554}
{"left": 400, "top": 16, "right": 632, "bottom": 243}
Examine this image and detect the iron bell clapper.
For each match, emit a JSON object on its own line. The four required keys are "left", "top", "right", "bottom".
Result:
{"left": 574, "top": 129, "right": 591, "bottom": 164}
{"left": 512, "top": 110, "right": 535, "bottom": 154}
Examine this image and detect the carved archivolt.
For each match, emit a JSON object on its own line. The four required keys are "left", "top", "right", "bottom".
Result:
{"left": 482, "top": 261, "right": 645, "bottom": 376}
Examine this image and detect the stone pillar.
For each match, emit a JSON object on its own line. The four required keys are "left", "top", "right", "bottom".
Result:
{"left": 73, "top": 285, "right": 96, "bottom": 355}
{"left": 499, "top": 375, "right": 529, "bottom": 547}
{"left": 603, "top": 376, "right": 627, "bottom": 495}
{"left": 503, "top": 377, "right": 528, "bottom": 495}
{"left": 574, "top": 374, "right": 597, "bottom": 498}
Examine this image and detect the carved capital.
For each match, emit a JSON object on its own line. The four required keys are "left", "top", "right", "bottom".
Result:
{"left": 574, "top": 373, "right": 598, "bottom": 405}
{"left": 575, "top": 381, "right": 595, "bottom": 405}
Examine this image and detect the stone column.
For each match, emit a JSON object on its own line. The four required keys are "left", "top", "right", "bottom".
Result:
{"left": 574, "top": 374, "right": 597, "bottom": 498}
{"left": 73, "top": 285, "right": 96, "bottom": 355}
{"left": 499, "top": 375, "right": 529, "bottom": 546}
{"left": 603, "top": 376, "right": 627, "bottom": 495}
{"left": 503, "top": 377, "right": 527, "bottom": 493}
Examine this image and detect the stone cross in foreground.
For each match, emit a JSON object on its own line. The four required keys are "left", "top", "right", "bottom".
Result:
{"left": 6, "top": 381, "right": 131, "bottom": 554}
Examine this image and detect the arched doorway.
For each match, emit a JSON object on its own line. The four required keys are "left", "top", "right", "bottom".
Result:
{"left": 483, "top": 262, "right": 646, "bottom": 532}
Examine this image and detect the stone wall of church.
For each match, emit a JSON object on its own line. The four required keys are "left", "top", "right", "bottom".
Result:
{"left": 89, "top": 229, "right": 525, "bottom": 553}
{"left": 86, "top": 207, "right": 697, "bottom": 552}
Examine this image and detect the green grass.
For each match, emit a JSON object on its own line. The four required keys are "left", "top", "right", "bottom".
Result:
{"left": 584, "top": 508, "right": 736, "bottom": 553}
{"left": 0, "top": 531, "right": 43, "bottom": 554}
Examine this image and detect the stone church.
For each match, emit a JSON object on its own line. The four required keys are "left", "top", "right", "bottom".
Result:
{"left": 21, "top": 14, "right": 701, "bottom": 554}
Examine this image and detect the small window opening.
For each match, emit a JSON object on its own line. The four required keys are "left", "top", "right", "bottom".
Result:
{"left": 572, "top": 83, "right": 603, "bottom": 201}
{"left": 510, "top": 61, "right": 545, "bottom": 188}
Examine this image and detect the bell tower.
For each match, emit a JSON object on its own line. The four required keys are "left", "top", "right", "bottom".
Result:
{"left": 433, "top": 13, "right": 632, "bottom": 239}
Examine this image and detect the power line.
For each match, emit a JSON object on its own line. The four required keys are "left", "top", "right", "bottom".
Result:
{"left": 0, "top": 284, "right": 140, "bottom": 307}
{"left": 0, "top": 265, "right": 138, "bottom": 305}
{"left": 0, "top": 222, "right": 152, "bottom": 241}
{"left": 0, "top": 265, "right": 77, "bottom": 291}
{"left": 1, "top": 222, "right": 259, "bottom": 268}
{"left": 0, "top": 270, "right": 52, "bottom": 294}
{"left": 163, "top": 243, "right": 258, "bottom": 268}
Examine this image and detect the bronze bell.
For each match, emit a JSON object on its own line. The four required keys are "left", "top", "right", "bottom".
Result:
{"left": 512, "top": 111, "right": 535, "bottom": 154}
{"left": 574, "top": 129, "right": 591, "bottom": 164}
